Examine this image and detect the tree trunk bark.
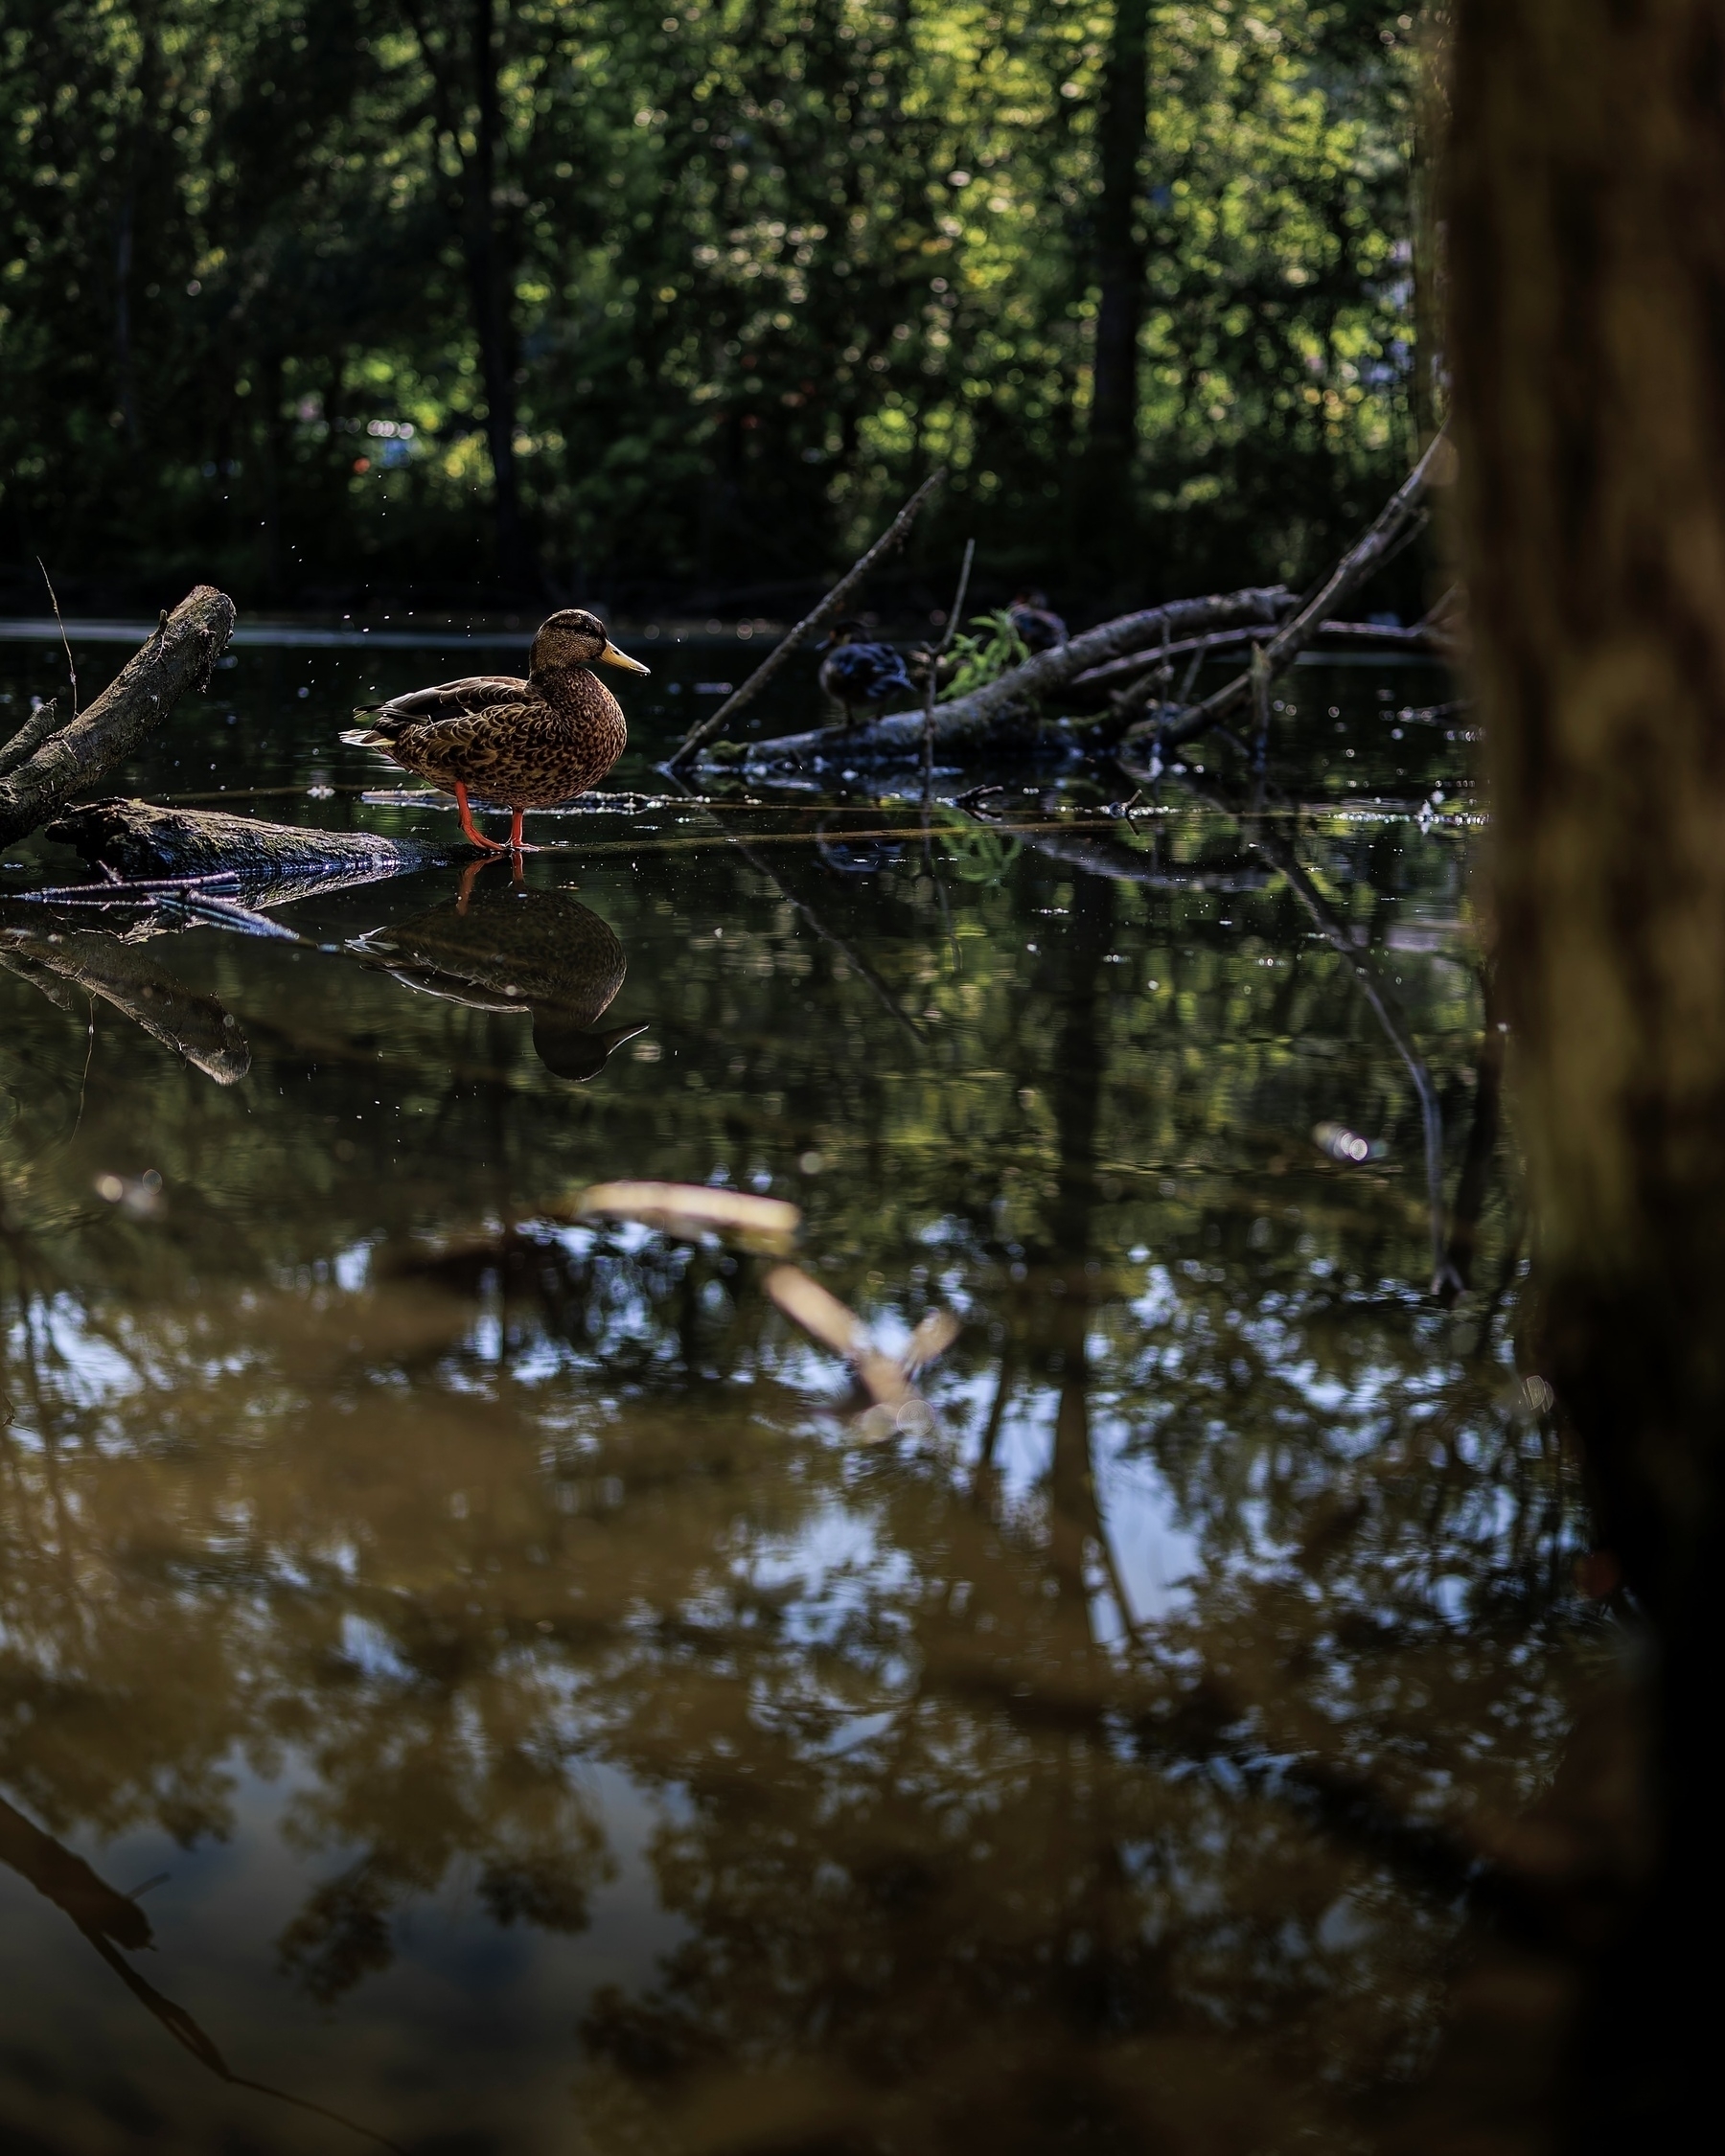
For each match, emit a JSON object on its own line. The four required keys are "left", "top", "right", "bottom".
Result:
{"left": 466, "top": 0, "right": 528, "bottom": 589}
{"left": 1087, "top": 0, "right": 1151, "bottom": 462}
{"left": 1448, "top": 0, "right": 1725, "bottom": 2137}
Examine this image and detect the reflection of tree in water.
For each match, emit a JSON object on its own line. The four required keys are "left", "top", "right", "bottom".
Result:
{"left": 0, "top": 814, "right": 1599, "bottom": 2149}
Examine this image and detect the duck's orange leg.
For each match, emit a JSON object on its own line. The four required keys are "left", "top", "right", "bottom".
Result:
{"left": 509, "top": 809, "right": 525, "bottom": 853}
{"left": 454, "top": 782, "right": 506, "bottom": 852}
{"left": 455, "top": 856, "right": 504, "bottom": 912}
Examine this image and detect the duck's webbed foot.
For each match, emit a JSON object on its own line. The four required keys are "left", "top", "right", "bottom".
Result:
{"left": 454, "top": 782, "right": 508, "bottom": 852}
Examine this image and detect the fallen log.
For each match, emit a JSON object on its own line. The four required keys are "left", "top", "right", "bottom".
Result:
{"left": 1068, "top": 617, "right": 1456, "bottom": 700}
{"left": 700, "top": 586, "right": 1291, "bottom": 768}
{"left": 48, "top": 800, "right": 448, "bottom": 905}
{"left": 0, "top": 586, "right": 236, "bottom": 845}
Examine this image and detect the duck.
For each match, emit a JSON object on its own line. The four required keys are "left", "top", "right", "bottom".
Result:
{"left": 817, "top": 621, "right": 914, "bottom": 726}
{"left": 341, "top": 608, "right": 650, "bottom": 853}
{"left": 1008, "top": 591, "right": 1068, "bottom": 654}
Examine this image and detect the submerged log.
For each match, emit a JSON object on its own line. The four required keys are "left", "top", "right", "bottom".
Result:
{"left": 0, "top": 586, "right": 236, "bottom": 845}
{"left": 49, "top": 799, "right": 448, "bottom": 904}
{"left": 699, "top": 586, "right": 1290, "bottom": 767}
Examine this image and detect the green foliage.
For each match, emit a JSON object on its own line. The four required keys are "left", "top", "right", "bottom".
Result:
{"left": 942, "top": 608, "right": 1030, "bottom": 698}
{"left": 0, "top": 2, "right": 1424, "bottom": 605}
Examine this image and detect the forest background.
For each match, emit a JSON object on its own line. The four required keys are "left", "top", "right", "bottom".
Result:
{"left": 0, "top": 2, "right": 1430, "bottom": 619}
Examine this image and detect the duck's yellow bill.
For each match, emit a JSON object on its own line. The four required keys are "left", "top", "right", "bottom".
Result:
{"left": 599, "top": 639, "right": 651, "bottom": 675}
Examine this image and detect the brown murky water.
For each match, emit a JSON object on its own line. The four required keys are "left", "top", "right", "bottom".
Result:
{"left": 0, "top": 632, "right": 1617, "bottom": 2154}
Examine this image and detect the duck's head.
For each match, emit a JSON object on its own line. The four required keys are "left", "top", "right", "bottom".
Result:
{"left": 531, "top": 609, "right": 651, "bottom": 677}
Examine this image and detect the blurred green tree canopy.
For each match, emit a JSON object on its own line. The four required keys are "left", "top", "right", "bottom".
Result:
{"left": 0, "top": 1, "right": 1421, "bottom": 610}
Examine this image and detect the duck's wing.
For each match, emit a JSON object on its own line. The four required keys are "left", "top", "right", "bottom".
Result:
{"left": 349, "top": 676, "right": 528, "bottom": 738}
{"left": 825, "top": 645, "right": 901, "bottom": 691}
{"left": 857, "top": 645, "right": 913, "bottom": 697}
{"left": 347, "top": 704, "right": 548, "bottom": 790}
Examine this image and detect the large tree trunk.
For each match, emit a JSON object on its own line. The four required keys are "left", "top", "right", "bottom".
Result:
{"left": 410, "top": 0, "right": 529, "bottom": 589}
{"left": 1448, "top": 0, "right": 1725, "bottom": 2137}
{"left": 1080, "top": 0, "right": 1151, "bottom": 566}
{"left": 1088, "top": 0, "right": 1151, "bottom": 459}
{"left": 466, "top": 0, "right": 528, "bottom": 588}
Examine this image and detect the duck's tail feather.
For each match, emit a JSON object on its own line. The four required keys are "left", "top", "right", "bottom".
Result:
{"left": 340, "top": 726, "right": 390, "bottom": 748}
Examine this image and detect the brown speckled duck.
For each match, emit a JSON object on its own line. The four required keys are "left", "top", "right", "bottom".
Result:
{"left": 341, "top": 608, "right": 650, "bottom": 852}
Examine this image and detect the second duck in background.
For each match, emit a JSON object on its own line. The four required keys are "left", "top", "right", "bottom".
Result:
{"left": 817, "top": 621, "right": 914, "bottom": 727}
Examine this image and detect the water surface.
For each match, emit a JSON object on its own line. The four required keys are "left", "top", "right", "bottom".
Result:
{"left": 0, "top": 631, "right": 1604, "bottom": 2154}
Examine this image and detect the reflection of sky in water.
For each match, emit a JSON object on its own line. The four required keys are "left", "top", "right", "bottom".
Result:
{"left": 1, "top": 1752, "right": 683, "bottom": 2152}
{"left": 0, "top": 642, "right": 1593, "bottom": 2152}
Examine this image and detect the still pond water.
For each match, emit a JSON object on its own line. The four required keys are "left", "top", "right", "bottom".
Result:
{"left": 0, "top": 628, "right": 1605, "bottom": 2154}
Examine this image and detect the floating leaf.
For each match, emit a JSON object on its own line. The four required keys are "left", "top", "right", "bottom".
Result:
{"left": 567, "top": 1181, "right": 799, "bottom": 1252}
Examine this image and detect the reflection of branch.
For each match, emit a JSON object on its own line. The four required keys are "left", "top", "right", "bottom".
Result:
{"left": 1129, "top": 768, "right": 1460, "bottom": 1295}
{"left": 963, "top": 803, "right": 1270, "bottom": 891}
{"left": 1250, "top": 824, "right": 1461, "bottom": 1297}
{"left": 1440, "top": 960, "right": 1506, "bottom": 1304}
{"left": 0, "top": 1794, "right": 152, "bottom": 1947}
{"left": 0, "top": 1795, "right": 404, "bottom": 2153}
{"left": 663, "top": 785, "right": 926, "bottom": 1046}
{"left": 971, "top": 1336, "right": 1017, "bottom": 1490}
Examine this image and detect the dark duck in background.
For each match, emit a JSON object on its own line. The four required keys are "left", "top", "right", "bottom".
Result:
{"left": 342, "top": 609, "right": 650, "bottom": 852}
{"left": 1008, "top": 591, "right": 1068, "bottom": 653}
{"left": 817, "top": 621, "right": 914, "bottom": 726}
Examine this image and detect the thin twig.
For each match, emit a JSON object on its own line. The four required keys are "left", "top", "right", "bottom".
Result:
{"left": 923, "top": 537, "right": 975, "bottom": 802}
{"left": 19, "top": 871, "right": 243, "bottom": 904}
{"left": 35, "top": 558, "right": 78, "bottom": 721}
{"left": 667, "top": 469, "right": 946, "bottom": 769}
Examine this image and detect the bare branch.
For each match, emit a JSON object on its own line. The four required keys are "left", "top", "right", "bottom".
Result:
{"left": 667, "top": 469, "right": 946, "bottom": 770}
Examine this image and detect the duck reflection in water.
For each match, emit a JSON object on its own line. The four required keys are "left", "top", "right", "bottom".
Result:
{"left": 354, "top": 869, "right": 646, "bottom": 1082}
